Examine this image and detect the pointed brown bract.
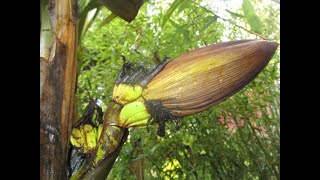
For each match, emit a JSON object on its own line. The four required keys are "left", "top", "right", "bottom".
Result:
{"left": 98, "top": 0, "right": 143, "bottom": 22}
{"left": 142, "top": 40, "right": 278, "bottom": 117}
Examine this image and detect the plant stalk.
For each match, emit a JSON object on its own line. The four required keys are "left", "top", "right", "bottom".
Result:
{"left": 40, "top": 0, "right": 52, "bottom": 61}
{"left": 70, "top": 102, "right": 129, "bottom": 180}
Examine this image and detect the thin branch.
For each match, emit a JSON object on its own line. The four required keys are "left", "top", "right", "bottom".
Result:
{"left": 189, "top": 0, "right": 270, "bottom": 40}
{"left": 218, "top": 15, "right": 269, "bottom": 40}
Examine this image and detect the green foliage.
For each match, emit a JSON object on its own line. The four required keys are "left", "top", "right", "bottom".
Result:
{"left": 77, "top": 0, "right": 280, "bottom": 179}
{"left": 161, "top": 0, "right": 187, "bottom": 28}
{"left": 242, "top": 0, "right": 263, "bottom": 34}
{"left": 225, "top": 9, "right": 245, "bottom": 18}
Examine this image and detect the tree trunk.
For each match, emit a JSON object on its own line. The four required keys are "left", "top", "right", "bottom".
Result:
{"left": 40, "top": 0, "right": 77, "bottom": 179}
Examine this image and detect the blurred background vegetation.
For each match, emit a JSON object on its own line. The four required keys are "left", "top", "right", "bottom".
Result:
{"left": 76, "top": 0, "right": 280, "bottom": 179}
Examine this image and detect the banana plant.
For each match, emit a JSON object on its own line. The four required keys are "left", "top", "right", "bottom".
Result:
{"left": 40, "top": 0, "right": 144, "bottom": 179}
{"left": 69, "top": 39, "right": 279, "bottom": 179}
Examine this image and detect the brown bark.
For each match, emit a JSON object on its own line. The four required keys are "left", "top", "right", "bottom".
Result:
{"left": 40, "top": 0, "right": 77, "bottom": 179}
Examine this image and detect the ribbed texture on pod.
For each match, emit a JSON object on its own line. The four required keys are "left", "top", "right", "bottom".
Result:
{"left": 142, "top": 40, "right": 278, "bottom": 117}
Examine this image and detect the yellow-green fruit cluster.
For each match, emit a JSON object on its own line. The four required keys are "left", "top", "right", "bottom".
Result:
{"left": 70, "top": 124, "right": 103, "bottom": 153}
{"left": 112, "top": 83, "right": 151, "bottom": 128}
{"left": 118, "top": 101, "right": 150, "bottom": 127}
{"left": 112, "top": 84, "right": 143, "bottom": 104}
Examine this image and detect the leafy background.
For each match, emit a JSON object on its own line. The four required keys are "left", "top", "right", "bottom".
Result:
{"left": 76, "top": 0, "right": 280, "bottom": 179}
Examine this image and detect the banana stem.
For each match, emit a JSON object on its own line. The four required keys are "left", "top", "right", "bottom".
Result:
{"left": 70, "top": 102, "right": 128, "bottom": 180}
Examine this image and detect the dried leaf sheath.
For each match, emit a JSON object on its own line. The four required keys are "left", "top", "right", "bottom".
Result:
{"left": 142, "top": 40, "right": 278, "bottom": 117}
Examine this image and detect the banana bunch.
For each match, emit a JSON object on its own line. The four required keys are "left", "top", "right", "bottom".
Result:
{"left": 70, "top": 100, "right": 104, "bottom": 153}
{"left": 109, "top": 57, "right": 173, "bottom": 136}
{"left": 70, "top": 124, "right": 103, "bottom": 153}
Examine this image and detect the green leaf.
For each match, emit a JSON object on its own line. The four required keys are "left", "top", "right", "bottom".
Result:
{"left": 242, "top": 0, "right": 262, "bottom": 34}
{"left": 78, "top": 0, "right": 91, "bottom": 15}
{"left": 168, "top": 19, "right": 180, "bottom": 30}
{"left": 176, "top": 0, "right": 191, "bottom": 14}
{"left": 201, "top": 15, "right": 218, "bottom": 31}
{"left": 225, "top": 9, "right": 244, "bottom": 18}
{"left": 182, "top": 29, "right": 189, "bottom": 44}
{"left": 162, "top": 0, "right": 186, "bottom": 28}
{"left": 78, "top": 0, "right": 101, "bottom": 41}
{"left": 79, "top": 0, "right": 100, "bottom": 19}
{"left": 81, "top": 7, "right": 102, "bottom": 39}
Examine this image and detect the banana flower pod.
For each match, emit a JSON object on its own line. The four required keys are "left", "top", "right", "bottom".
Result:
{"left": 69, "top": 39, "right": 278, "bottom": 179}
